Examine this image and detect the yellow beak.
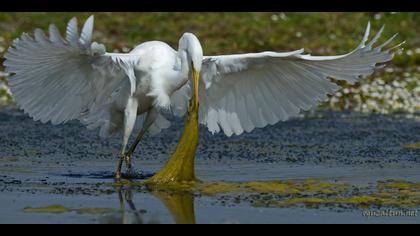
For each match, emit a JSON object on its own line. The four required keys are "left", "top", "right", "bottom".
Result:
{"left": 190, "top": 68, "right": 200, "bottom": 111}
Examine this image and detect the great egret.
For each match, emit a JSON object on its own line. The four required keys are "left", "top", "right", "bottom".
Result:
{"left": 3, "top": 15, "right": 402, "bottom": 183}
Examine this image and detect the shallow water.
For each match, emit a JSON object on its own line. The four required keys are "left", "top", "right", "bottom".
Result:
{"left": 0, "top": 109, "right": 419, "bottom": 224}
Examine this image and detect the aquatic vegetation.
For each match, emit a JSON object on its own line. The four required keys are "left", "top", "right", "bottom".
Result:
{"left": 248, "top": 180, "right": 420, "bottom": 208}
{"left": 117, "top": 179, "right": 420, "bottom": 209}
{"left": 110, "top": 178, "right": 417, "bottom": 209}
{"left": 197, "top": 179, "right": 349, "bottom": 196}
{"left": 265, "top": 180, "right": 420, "bottom": 208}
{"left": 18, "top": 179, "right": 420, "bottom": 224}
{"left": 23, "top": 205, "right": 119, "bottom": 215}
{"left": 23, "top": 205, "right": 69, "bottom": 214}
{"left": 273, "top": 195, "right": 411, "bottom": 208}
{"left": 402, "top": 142, "right": 420, "bottom": 150}
{"left": 0, "top": 156, "right": 19, "bottom": 162}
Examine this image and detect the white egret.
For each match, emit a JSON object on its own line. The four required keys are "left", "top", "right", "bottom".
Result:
{"left": 3, "top": 15, "right": 402, "bottom": 183}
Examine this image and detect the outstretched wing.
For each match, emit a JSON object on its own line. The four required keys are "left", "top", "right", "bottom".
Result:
{"left": 3, "top": 15, "right": 139, "bottom": 125}
{"left": 199, "top": 23, "right": 403, "bottom": 136}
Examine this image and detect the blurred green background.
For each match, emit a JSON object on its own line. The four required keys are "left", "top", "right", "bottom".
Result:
{"left": 0, "top": 12, "right": 419, "bottom": 113}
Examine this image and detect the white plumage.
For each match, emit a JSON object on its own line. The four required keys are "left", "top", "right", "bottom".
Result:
{"left": 3, "top": 16, "right": 402, "bottom": 178}
{"left": 197, "top": 24, "right": 403, "bottom": 136}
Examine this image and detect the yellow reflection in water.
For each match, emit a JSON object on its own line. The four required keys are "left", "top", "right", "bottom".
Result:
{"left": 24, "top": 179, "right": 420, "bottom": 224}
{"left": 151, "top": 190, "right": 195, "bottom": 224}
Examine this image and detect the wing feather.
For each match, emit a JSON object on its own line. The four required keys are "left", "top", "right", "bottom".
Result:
{"left": 3, "top": 15, "right": 138, "bottom": 125}
{"left": 48, "top": 24, "right": 66, "bottom": 45}
{"left": 80, "top": 15, "right": 94, "bottom": 45}
{"left": 198, "top": 24, "right": 402, "bottom": 136}
{"left": 66, "top": 17, "right": 79, "bottom": 46}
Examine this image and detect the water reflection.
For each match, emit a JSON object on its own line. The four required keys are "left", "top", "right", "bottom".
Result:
{"left": 100, "top": 186, "right": 196, "bottom": 224}
{"left": 99, "top": 186, "right": 145, "bottom": 224}
{"left": 151, "top": 190, "right": 196, "bottom": 224}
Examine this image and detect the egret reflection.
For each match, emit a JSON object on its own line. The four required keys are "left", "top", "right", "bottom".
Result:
{"left": 100, "top": 186, "right": 196, "bottom": 224}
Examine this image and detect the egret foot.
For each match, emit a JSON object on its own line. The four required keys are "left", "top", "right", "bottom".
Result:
{"left": 115, "top": 154, "right": 124, "bottom": 182}
{"left": 125, "top": 153, "right": 133, "bottom": 173}
{"left": 115, "top": 153, "right": 134, "bottom": 182}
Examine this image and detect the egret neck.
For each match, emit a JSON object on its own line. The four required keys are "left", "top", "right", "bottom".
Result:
{"left": 190, "top": 68, "right": 200, "bottom": 111}
{"left": 146, "top": 33, "right": 202, "bottom": 185}
{"left": 146, "top": 69, "right": 200, "bottom": 185}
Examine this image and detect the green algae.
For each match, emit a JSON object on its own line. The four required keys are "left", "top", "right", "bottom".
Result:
{"left": 251, "top": 180, "right": 420, "bottom": 208}
{"left": 115, "top": 179, "right": 349, "bottom": 196}
{"left": 113, "top": 179, "right": 420, "bottom": 209}
{"left": 0, "top": 157, "right": 19, "bottom": 162}
{"left": 270, "top": 195, "right": 420, "bottom": 208}
{"left": 197, "top": 180, "right": 349, "bottom": 196}
{"left": 24, "top": 179, "right": 420, "bottom": 225}
{"left": 109, "top": 179, "right": 420, "bottom": 224}
{"left": 74, "top": 208, "right": 119, "bottom": 214}
{"left": 402, "top": 143, "right": 420, "bottom": 150}
{"left": 23, "top": 205, "right": 118, "bottom": 215}
{"left": 23, "top": 205, "right": 69, "bottom": 214}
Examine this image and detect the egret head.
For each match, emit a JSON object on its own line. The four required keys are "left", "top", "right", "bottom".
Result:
{"left": 179, "top": 32, "right": 203, "bottom": 72}
{"left": 179, "top": 32, "right": 203, "bottom": 110}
